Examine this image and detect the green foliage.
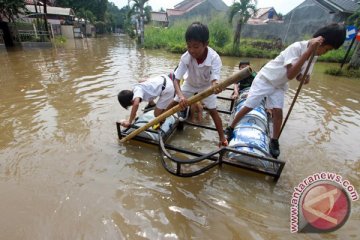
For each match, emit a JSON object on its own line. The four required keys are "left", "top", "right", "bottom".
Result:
{"left": 144, "top": 16, "right": 281, "bottom": 59}
{"left": 318, "top": 47, "right": 350, "bottom": 63}
{"left": 325, "top": 68, "right": 360, "bottom": 79}
{"left": 56, "top": 0, "right": 107, "bottom": 21}
{"left": 228, "top": 0, "right": 257, "bottom": 24}
{"left": 53, "top": 36, "right": 67, "bottom": 46}
{"left": 144, "top": 5, "right": 152, "bottom": 23}
{"left": 346, "top": 9, "right": 360, "bottom": 28}
{"left": 346, "top": 9, "right": 360, "bottom": 70}
{"left": 0, "top": 0, "right": 28, "bottom": 22}
{"left": 14, "top": 21, "right": 33, "bottom": 30}
{"left": 208, "top": 15, "right": 231, "bottom": 48}
{"left": 94, "top": 21, "right": 106, "bottom": 34}
{"left": 108, "top": 2, "right": 128, "bottom": 30}
{"left": 228, "top": 0, "right": 258, "bottom": 48}
{"left": 56, "top": 0, "right": 125, "bottom": 32}
{"left": 144, "top": 24, "right": 185, "bottom": 51}
{"left": 77, "top": 8, "right": 96, "bottom": 23}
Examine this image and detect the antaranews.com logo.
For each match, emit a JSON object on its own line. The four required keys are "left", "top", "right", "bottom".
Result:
{"left": 290, "top": 172, "right": 359, "bottom": 233}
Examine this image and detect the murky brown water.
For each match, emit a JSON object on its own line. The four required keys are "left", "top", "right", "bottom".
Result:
{"left": 0, "top": 36, "right": 359, "bottom": 239}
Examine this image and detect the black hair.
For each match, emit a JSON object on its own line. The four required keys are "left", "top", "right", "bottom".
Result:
{"left": 185, "top": 22, "right": 209, "bottom": 43}
{"left": 118, "top": 90, "right": 133, "bottom": 109}
{"left": 313, "top": 23, "right": 346, "bottom": 49}
{"left": 239, "top": 60, "right": 250, "bottom": 68}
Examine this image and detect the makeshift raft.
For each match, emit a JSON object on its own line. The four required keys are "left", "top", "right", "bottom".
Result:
{"left": 117, "top": 90, "right": 285, "bottom": 181}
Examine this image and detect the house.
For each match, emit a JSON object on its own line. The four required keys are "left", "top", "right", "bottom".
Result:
{"left": 151, "top": 11, "right": 169, "bottom": 27}
{"left": 242, "top": 0, "right": 360, "bottom": 44}
{"left": 282, "top": 0, "right": 359, "bottom": 43}
{"left": 24, "top": 4, "right": 75, "bottom": 26}
{"left": 248, "top": 7, "right": 283, "bottom": 25}
{"left": 166, "top": 0, "right": 228, "bottom": 25}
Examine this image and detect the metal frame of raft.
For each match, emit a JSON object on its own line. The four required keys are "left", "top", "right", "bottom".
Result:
{"left": 116, "top": 94, "right": 285, "bottom": 182}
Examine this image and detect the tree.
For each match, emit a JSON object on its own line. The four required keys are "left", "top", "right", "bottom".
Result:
{"left": 107, "top": 2, "right": 125, "bottom": 30}
{"left": 55, "top": 0, "right": 107, "bottom": 21}
{"left": 0, "top": 0, "right": 27, "bottom": 22}
{"left": 347, "top": 10, "right": 360, "bottom": 70}
{"left": 228, "top": 0, "right": 257, "bottom": 50}
{"left": 144, "top": 5, "right": 152, "bottom": 23}
{"left": 130, "top": 0, "right": 149, "bottom": 45}
{"left": 77, "top": 8, "right": 96, "bottom": 23}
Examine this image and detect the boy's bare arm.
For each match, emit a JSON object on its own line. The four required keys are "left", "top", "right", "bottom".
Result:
{"left": 286, "top": 36, "right": 324, "bottom": 80}
{"left": 174, "top": 79, "right": 188, "bottom": 108}
{"left": 232, "top": 83, "right": 239, "bottom": 99}
{"left": 128, "top": 97, "right": 140, "bottom": 123}
{"left": 121, "top": 97, "right": 141, "bottom": 127}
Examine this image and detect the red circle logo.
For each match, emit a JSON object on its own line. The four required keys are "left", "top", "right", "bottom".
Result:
{"left": 301, "top": 182, "right": 350, "bottom": 232}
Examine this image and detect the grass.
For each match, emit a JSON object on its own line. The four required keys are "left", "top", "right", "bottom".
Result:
{"left": 145, "top": 23, "right": 349, "bottom": 60}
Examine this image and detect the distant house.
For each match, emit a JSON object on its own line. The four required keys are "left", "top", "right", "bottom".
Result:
{"left": 282, "top": 0, "right": 359, "bottom": 42}
{"left": 242, "top": 0, "right": 360, "bottom": 44}
{"left": 248, "top": 7, "right": 282, "bottom": 25}
{"left": 151, "top": 11, "right": 169, "bottom": 27}
{"left": 22, "top": 3, "right": 76, "bottom": 38}
{"left": 24, "top": 4, "right": 75, "bottom": 26}
{"left": 167, "top": 0, "right": 228, "bottom": 25}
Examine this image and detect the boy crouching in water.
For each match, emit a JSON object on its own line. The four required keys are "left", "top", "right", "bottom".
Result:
{"left": 166, "top": 22, "right": 227, "bottom": 147}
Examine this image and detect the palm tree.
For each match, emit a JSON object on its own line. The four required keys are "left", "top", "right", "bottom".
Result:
{"left": 347, "top": 10, "right": 360, "bottom": 70}
{"left": 228, "top": 0, "right": 257, "bottom": 50}
{"left": 130, "top": 0, "right": 149, "bottom": 45}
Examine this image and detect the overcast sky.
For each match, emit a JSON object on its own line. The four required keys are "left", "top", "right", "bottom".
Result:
{"left": 111, "top": 0, "right": 305, "bottom": 15}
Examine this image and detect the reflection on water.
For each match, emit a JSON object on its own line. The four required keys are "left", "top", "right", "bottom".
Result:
{"left": 0, "top": 35, "right": 359, "bottom": 239}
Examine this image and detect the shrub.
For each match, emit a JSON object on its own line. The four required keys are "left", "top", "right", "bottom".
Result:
{"left": 318, "top": 47, "right": 350, "bottom": 63}
{"left": 208, "top": 15, "right": 231, "bottom": 48}
{"left": 325, "top": 68, "right": 360, "bottom": 78}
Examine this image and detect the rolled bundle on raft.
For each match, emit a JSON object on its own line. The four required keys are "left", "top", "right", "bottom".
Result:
{"left": 121, "top": 110, "right": 177, "bottom": 141}
{"left": 227, "top": 88, "right": 274, "bottom": 169}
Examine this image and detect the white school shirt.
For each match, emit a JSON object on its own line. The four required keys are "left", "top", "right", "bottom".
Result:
{"left": 259, "top": 40, "right": 318, "bottom": 89}
{"left": 174, "top": 47, "right": 222, "bottom": 90}
{"left": 132, "top": 74, "right": 172, "bottom": 107}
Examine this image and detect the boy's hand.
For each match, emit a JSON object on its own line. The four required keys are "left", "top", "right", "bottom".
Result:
{"left": 296, "top": 74, "right": 310, "bottom": 84}
{"left": 179, "top": 95, "right": 188, "bottom": 109}
{"left": 120, "top": 119, "right": 131, "bottom": 128}
{"left": 231, "top": 92, "right": 239, "bottom": 99}
{"left": 308, "top": 36, "right": 324, "bottom": 53}
{"left": 212, "top": 82, "right": 222, "bottom": 94}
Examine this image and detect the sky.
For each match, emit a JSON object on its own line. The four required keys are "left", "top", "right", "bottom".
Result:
{"left": 111, "top": 0, "right": 305, "bottom": 15}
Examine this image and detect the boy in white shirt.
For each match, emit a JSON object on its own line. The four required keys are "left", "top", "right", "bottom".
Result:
{"left": 225, "top": 23, "right": 346, "bottom": 158}
{"left": 118, "top": 73, "right": 174, "bottom": 128}
{"left": 166, "top": 22, "right": 227, "bottom": 147}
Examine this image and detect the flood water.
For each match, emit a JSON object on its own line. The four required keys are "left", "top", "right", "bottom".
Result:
{"left": 0, "top": 35, "right": 359, "bottom": 239}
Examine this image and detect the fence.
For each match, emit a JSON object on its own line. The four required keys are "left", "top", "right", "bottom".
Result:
{"left": 17, "top": 30, "right": 50, "bottom": 42}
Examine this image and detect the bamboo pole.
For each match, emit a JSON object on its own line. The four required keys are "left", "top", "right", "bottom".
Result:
{"left": 120, "top": 66, "right": 253, "bottom": 143}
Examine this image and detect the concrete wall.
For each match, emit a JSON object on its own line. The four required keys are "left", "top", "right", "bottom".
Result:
{"left": 169, "top": 0, "right": 227, "bottom": 25}
{"left": 241, "top": 0, "right": 349, "bottom": 44}
{"left": 61, "top": 25, "right": 74, "bottom": 39}
{"left": 21, "top": 42, "right": 52, "bottom": 49}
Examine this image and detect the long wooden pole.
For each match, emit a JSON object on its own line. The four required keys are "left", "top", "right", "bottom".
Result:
{"left": 120, "top": 66, "right": 253, "bottom": 143}
{"left": 279, "top": 46, "right": 318, "bottom": 138}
